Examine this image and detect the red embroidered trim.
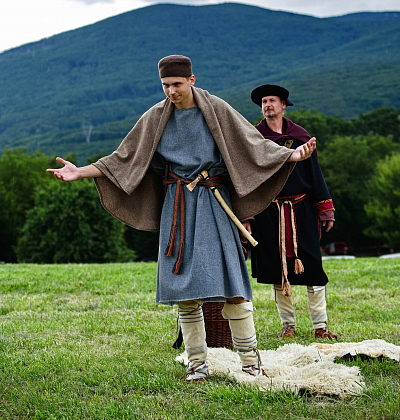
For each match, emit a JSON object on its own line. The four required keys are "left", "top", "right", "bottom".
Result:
{"left": 316, "top": 199, "right": 334, "bottom": 214}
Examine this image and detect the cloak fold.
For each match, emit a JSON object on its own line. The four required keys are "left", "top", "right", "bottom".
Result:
{"left": 93, "top": 87, "right": 295, "bottom": 231}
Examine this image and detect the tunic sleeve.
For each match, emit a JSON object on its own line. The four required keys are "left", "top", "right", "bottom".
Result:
{"left": 307, "top": 152, "right": 335, "bottom": 214}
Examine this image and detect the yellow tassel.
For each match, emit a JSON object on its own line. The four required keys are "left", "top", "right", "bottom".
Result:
{"left": 294, "top": 258, "right": 304, "bottom": 274}
{"left": 282, "top": 280, "right": 292, "bottom": 297}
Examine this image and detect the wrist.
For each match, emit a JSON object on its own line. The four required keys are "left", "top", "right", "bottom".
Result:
{"left": 77, "top": 167, "right": 85, "bottom": 179}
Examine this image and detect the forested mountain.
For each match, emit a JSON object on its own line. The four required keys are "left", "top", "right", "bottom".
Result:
{"left": 0, "top": 3, "right": 399, "bottom": 163}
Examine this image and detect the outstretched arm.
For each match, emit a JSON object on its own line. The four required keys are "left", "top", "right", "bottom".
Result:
{"left": 288, "top": 137, "right": 316, "bottom": 162}
{"left": 47, "top": 157, "right": 104, "bottom": 181}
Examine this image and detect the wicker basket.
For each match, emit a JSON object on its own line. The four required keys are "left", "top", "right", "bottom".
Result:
{"left": 202, "top": 301, "right": 233, "bottom": 349}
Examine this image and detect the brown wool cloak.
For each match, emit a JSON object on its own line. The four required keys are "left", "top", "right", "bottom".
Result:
{"left": 93, "top": 87, "right": 295, "bottom": 231}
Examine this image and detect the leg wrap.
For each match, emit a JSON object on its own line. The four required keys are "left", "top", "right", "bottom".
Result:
{"left": 272, "top": 284, "right": 296, "bottom": 328}
{"left": 222, "top": 302, "right": 259, "bottom": 367}
{"left": 307, "top": 286, "right": 328, "bottom": 330}
{"left": 178, "top": 300, "right": 207, "bottom": 367}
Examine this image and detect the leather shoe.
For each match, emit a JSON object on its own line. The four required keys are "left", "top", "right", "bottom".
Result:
{"left": 183, "top": 362, "right": 209, "bottom": 382}
{"left": 314, "top": 328, "right": 338, "bottom": 340}
{"left": 280, "top": 325, "right": 296, "bottom": 338}
{"left": 242, "top": 365, "right": 269, "bottom": 377}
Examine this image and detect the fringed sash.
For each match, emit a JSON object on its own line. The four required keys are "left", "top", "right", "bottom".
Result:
{"left": 163, "top": 172, "right": 223, "bottom": 274}
{"left": 274, "top": 193, "right": 306, "bottom": 296}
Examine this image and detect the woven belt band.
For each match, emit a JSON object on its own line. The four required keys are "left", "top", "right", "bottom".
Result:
{"left": 273, "top": 193, "right": 306, "bottom": 296}
{"left": 163, "top": 172, "right": 223, "bottom": 274}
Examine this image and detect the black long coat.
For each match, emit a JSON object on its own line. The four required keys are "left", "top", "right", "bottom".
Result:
{"left": 251, "top": 118, "right": 333, "bottom": 286}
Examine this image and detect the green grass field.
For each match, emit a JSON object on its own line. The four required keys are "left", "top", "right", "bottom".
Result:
{"left": 0, "top": 259, "right": 399, "bottom": 419}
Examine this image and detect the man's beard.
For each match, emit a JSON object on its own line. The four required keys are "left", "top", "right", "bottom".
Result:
{"left": 264, "top": 111, "right": 276, "bottom": 119}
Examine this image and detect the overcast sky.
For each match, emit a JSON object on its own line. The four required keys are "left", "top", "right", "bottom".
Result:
{"left": 1, "top": 0, "right": 399, "bottom": 53}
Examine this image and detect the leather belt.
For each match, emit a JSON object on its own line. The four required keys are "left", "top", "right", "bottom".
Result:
{"left": 163, "top": 172, "right": 223, "bottom": 274}
{"left": 273, "top": 193, "right": 306, "bottom": 296}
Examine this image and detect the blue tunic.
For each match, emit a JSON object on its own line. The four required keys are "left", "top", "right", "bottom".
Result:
{"left": 151, "top": 107, "right": 253, "bottom": 305}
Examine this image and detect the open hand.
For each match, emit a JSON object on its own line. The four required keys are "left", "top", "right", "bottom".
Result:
{"left": 47, "top": 157, "right": 81, "bottom": 182}
{"left": 289, "top": 137, "right": 316, "bottom": 162}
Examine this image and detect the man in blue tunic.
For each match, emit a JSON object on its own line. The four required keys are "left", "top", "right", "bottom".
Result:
{"left": 48, "top": 55, "right": 316, "bottom": 382}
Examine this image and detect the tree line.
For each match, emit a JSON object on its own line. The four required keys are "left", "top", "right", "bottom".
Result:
{"left": 0, "top": 150, "right": 158, "bottom": 263}
{"left": 286, "top": 106, "right": 400, "bottom": 253}
{"left": 0, "top": 106, "right": 399, "bottom": 263}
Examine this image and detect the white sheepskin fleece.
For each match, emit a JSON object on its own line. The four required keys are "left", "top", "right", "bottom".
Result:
{"left": 176, "top": 339, "right": 399, "bottom": 398}
{"left": 311, "top": 339, "right": 400, "bottom": 362}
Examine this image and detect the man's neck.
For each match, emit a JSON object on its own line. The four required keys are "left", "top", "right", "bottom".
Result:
{"left": 265, "top": 116, "right": 284, "bottom": 134}
{"left": 175, "top": 97, "right": 197, "bottom": 109}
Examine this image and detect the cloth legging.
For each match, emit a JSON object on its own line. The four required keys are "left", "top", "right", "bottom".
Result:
{"left": 178, "top": 300, "right": 259, "bottom": 367}
{"left": 272, "top": 284, "right": 328, "bottom": 330}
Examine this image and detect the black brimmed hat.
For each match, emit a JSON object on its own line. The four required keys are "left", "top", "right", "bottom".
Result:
{"left": 251, "top": 84, "right": 293, "bottom": 107}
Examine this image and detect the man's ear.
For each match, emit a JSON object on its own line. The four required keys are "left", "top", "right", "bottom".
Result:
{"left": 189, "top": 75, "right": 196, "bottom": 86}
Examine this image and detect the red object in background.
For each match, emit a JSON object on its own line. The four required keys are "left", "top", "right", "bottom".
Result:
{"left": 322, "top": 241, "right": 349, "bottom": 255}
